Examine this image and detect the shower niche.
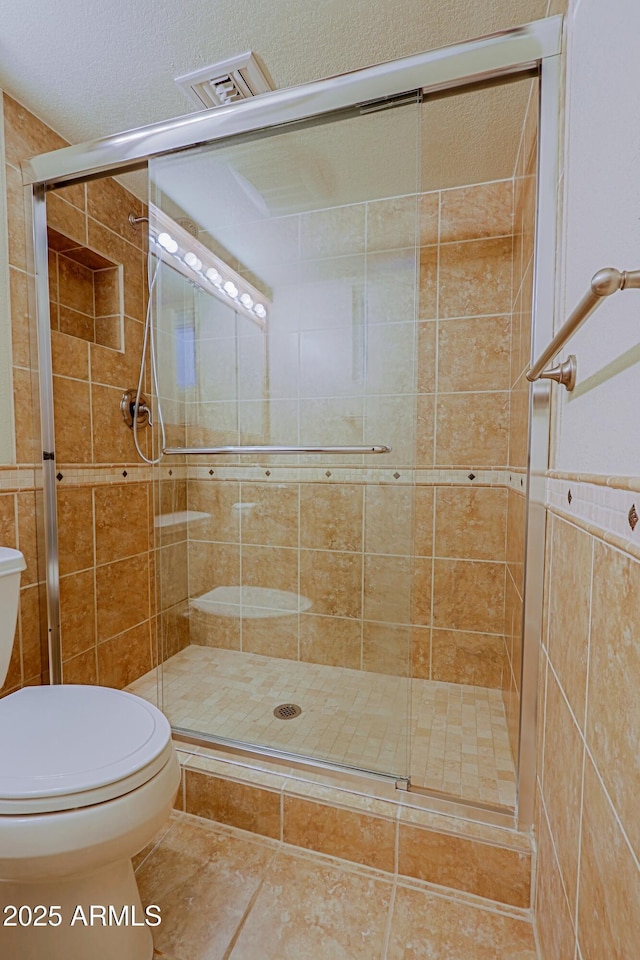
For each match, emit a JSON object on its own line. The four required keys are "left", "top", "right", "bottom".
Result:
{"left": 47, "top": 226, "right": 124, "bottom": 352}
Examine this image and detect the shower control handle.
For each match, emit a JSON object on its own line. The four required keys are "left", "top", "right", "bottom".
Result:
{"left": 120, "top": 389, "right": 152, "bottom": 429}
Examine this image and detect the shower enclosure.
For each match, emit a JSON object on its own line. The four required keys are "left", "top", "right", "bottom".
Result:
{"left": 25, "top": 17, "right": 562, "bottom": 826}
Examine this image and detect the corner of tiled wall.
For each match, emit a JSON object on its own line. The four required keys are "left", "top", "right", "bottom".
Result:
{"left": 0, "top": 91, "right": 182, "bottom": 695}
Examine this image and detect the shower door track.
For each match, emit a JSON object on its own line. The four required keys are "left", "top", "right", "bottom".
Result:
{"left": 172, "top": 727, "right": 410, "bottom": 787}
{"left": 25, "top": 15, "right": 563, "bottom": 831}
{"left": 172, "top": 728, "right": 517, "bottom": 829}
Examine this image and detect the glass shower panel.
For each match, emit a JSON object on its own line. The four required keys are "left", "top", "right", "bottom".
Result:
{"left": 149, "top": 99, "right": 421, "bottom": 779}
{"left": 408, "top": 76, "right": 538, "bottom": 807}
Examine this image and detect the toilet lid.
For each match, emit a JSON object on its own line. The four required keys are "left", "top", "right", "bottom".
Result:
{"left": 0, "top": 685, "right": 172, "bottom": 813}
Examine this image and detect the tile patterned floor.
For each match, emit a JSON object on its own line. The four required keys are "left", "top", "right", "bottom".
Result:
{"left": 135, "top": 812, "right": 538, "bottom": 960}
{"left": 129, "top": 646, "right": 516, "bottom": 807}
{"left": 410, "top": 681, "right": 516, "bottom": 806}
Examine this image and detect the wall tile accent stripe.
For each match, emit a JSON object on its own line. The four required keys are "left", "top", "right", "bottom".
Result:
{"left": 547, "top": 476, "right": 639, "bottom": 552}
{"left": 547, "top": 469, "right": 640, "bottom": 493}
{"left": 0, "top": 465, "right": 41, "bottom": 492}
{"left": 2, "top": 464, "right": 541, "bottom": 491}
{"left": 507, "top": 470, "right": 527, "bottom": 494}
{"left": 51, "top": 462, "right": 157, "bottom": 486}
{"left": 182, "top": 466, "right": 512, "bottom": 487}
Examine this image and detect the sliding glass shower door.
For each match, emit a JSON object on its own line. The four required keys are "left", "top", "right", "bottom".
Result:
{"left": 149, "top": 97, "right": 422, "bottom": 779}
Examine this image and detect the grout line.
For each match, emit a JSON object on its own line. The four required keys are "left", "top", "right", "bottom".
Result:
{"left": 279, "top": 780, "right": 285, "bottom": 844}
{"left": 538, "top": 784, "right": 578, "bottom": 942}
{"left": 503, "top": 474, "right": 510, "bottom": 563}
{"left": 90, "top": 486, "right": 99, "bottom": 680}
{"left": 546, "top": 654, "right": 640, "bottom": 874}
{"left": 219, "top": 845, "right": 280, "bottom": 960}
{"left": 428, "top": 488, "right": 436, "bottom": 681}
{"left": 581, "top": 739, "right": 640, "bottom": 873}
{"left": 393, "top": 872, "right": 534, "bottom": 922}
{"left": 360, "top": 484, "right": 365, "bottom": 671}
{"left": 238, "top": 479, "right": 244, "bottom": 653}
{"left": 381, "top": 880, "right": 398, "bottom": 960}
{"left": 132, "top": 819, "right": 175, "bottom": 876}
{"left": 571, "top": 534, "right": 592, "bottom": 938}
{"left": 507, "top": 172, "right": 516, "bottom": 442}
{"left": 513, "top": 83, "right": 534, "bottom": 181}
{"left": 537, "top": 649, "right": 549, "bottom": 799}
{"left": 513, "top": 251, "right": 535, "bottom": 309}
{"left": 394, "top": 807, "right": 400, "bottom": 876}
{"left": 296, "top": 482, "right": 301, "bottom": 663}
{"left": 14, "top": 491, "right": 27, "bottom": 686}
{"left": 427, "top": 190, "right": 441, "bottom": 682}
{"left": 500, "top": 558, "right": 508, "bottom": 687}
{"left": 432, "top": 189, "right": 441, "bottom": 468}
{"left": 531, "top": 859, "right": 545, "bottom": 960}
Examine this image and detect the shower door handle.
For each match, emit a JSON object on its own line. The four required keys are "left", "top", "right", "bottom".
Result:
{"left": 163, "top": 445, "right": 392, "bottom": 455}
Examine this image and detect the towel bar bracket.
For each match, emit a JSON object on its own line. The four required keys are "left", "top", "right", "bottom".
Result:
{"left": 536, "top": 355, "right": 577, "bottom": 391}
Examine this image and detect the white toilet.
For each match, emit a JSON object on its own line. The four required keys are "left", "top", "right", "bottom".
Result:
{"left": 0, "top": 547, "right": 180, "bottom": 960}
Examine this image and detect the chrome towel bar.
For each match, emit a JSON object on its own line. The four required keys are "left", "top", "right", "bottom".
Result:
{"left": 163, "top": 444, "right": 392, "bottom": 456}
{"left": 527, "top": 266, "right": 640, "bottom": 391}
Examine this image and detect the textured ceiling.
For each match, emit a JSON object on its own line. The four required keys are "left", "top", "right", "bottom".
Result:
{"left": 0, "top": 0, "right": 547, "bottom": 149}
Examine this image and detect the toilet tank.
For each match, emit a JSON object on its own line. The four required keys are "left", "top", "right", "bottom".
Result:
{"left": 0, "top": 548, "right": 27, "bottom": 688}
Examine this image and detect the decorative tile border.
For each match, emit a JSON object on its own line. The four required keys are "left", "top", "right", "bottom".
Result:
{"left": 546, "top": 476, "right": 639, "bottom": 551}
{"left": 0, "top": 460, "right": 543, "bottom": 499}
{"left": 0, "top": 465, "right": 41, "bottom": 492}
{"left": 547, "top": 469, "right": 640, "bottom": 494}
{"left": 52, "top": 463, "right": 162, "bottom": 486}
{"left": 506, "top": 469, "right": 527, "bottom": 494}
{"left": 181, "top": 465, "right": 511, "bottom": 487}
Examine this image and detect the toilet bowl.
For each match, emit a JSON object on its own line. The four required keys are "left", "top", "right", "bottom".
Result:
{"left": 0, "top": 548, "right": 180, "bottom": 960}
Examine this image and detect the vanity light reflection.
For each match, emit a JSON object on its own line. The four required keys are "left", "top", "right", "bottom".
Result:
{"left": 149, "top": 204, "right": 270, "bottom": 326}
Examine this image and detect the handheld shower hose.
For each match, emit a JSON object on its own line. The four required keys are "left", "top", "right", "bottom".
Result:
{"left": 132, "top": 251, "right": 167, "bottom": 465}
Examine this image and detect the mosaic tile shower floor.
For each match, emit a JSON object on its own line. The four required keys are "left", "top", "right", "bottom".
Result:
{"left": 129, "top": 646, "right": 516, "bottom": 807}
{"left": 136, "top": 813, "right": 537, "bottom": 960}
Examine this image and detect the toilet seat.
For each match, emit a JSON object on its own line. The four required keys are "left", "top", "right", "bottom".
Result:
{"left": 0, "top": 685, "right": 172, "bottom": 814}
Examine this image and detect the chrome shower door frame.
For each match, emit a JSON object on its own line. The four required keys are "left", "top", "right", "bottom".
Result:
{"left": 25, "top": 15, "right": 563, "bottom": 829}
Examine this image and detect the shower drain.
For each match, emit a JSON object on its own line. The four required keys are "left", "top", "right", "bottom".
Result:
{"left": 273, "top": 703, "right": 302, "bottom": 720}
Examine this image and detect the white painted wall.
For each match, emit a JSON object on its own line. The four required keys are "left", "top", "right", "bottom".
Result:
{"left": 553, "top": 0, "right": 640, "bottom": 475}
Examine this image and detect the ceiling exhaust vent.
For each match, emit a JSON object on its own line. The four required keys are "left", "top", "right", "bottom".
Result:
{"left": 175, "top": 52, "right": 274, "bottom": 109}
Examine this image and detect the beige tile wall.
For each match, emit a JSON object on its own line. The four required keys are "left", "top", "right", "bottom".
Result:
{"left": 427, "top": 177, "right": 516, "bottom": 690}
{"left": 0, "top": 92, "right": 175, "bottom": 693}
{"left": 0, "top": 92, "right": 56, "bottom": 696}
{"left": 535, "top": 511, "right": 640, "bottom": 958}
{"left": 48, "top": 162, "right": 161, "bottom": 687}
{"left": 1, "top": 93, "right": 525, "bottom": 713}
{"left": 0, "top": 478, "right": 45, "bottom": 695}
{"left": 532, "top": 0, "right": 640, "bottom": 951}
{"left": 180, "top": 177, "right": 517, "bottom": 689}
